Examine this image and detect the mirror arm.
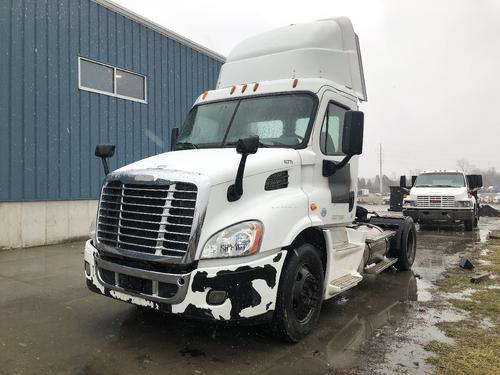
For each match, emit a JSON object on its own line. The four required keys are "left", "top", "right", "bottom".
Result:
{"left": 227, "top": 154, "right": 249, "bottom": 202}
{"left": 101, "top": 158, "right": 110, "bottom": 176}
{"left": 322, "top": 155, "right": 353, "bottom": 177}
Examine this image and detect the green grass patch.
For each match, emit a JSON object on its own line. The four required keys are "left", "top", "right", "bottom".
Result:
{"left": 425, "top": 320, "right": 500, "bottom": 375}
{"left": 449, "top": 288, "right": 500, "bottom": 319}
{"left": 425, "top": 238, "right": 500, "bottom": 375}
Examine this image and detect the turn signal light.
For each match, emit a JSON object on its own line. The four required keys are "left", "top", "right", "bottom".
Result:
{"left": 310, "top": 203, "right": 318, "bottom": 211}
{"left": 202, "top": 91, "right": 208, "bottom": 99}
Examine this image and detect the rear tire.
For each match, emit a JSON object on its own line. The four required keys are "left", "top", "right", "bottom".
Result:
{"left": 271, "top": 244, "right": 324, "bottom": 343}
{"left": 391, "top": 217, "right": 417, "bottom": 271}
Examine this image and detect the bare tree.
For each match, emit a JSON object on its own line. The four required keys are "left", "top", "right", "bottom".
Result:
{"left": 457, "top": 158, "right": 470, "bottom": 173}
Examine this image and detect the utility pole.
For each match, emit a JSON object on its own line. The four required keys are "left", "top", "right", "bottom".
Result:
{"left": 379, "top": 143, "right": 383, "bottom": 194}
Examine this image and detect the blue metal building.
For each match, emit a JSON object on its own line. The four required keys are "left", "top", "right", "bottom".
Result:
{"left": 0, "top": 0, "right": 224, "bottom": 202}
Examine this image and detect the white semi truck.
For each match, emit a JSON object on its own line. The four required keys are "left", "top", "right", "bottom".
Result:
{"left": 84, "top": 17, "right": 417, "bottom": 342}
{"left": 402, "top": 170, "right": 482, "bottom": 231}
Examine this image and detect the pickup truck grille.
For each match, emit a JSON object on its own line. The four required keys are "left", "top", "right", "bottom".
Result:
{"left": 97, "top": 180, "right": 197, "bottom": 258}
{"left": 416, "top": 195, "right": 455, "bottom": 208}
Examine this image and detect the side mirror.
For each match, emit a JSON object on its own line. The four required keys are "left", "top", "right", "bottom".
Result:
{"left": 236, "top": 135, "right": 259, "bottom": 155}
{"left": 322, "top": 111, "right": 364, "bottom": 177}
{"left": 466, "top": 174, "right": 483, "bottom": 190}
{"left": 95, "top": 144, "right": 115, "bottom": 159}
{"left": 95, "top": 144, "right": 116, "bottom": 175}
{"left": 400, "top": 175, "right": 407, "bottom": 188}
{"left": 170, "top": 127, "right": 179, "bottom": 151}
{"left": 341, "top": 111, "right": 364, "bottom": 155}
{"left": 227, "top": 136, "right": 260, "bottom": 202}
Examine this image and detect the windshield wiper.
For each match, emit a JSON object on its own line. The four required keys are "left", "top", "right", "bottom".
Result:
{"left": 225, "top": 141, "right": 270, "bottom": 148}
{"left": 175, "top": 142, "right": 198, "bottom": 150}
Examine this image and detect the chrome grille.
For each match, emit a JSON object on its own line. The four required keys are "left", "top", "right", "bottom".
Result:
{"left": 416, "top": 195, "right": 455, "bottom": 208}
{"left": 97, "top": 180, "right": 197, "bottom": 258}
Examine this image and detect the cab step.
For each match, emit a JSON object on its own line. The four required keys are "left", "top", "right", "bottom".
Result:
{"left": 328, "top": 273, "right": 363, "bottom": 295}
{"left": 365, "top": 257, "right": 398, "bottom": 274}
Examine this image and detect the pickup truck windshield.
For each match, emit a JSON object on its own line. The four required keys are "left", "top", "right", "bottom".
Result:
{"left": 175, "top": 94, "right": 316, "bottom": 149}
{"left": 414, "top": 173, "right": 465, "bottom": 187}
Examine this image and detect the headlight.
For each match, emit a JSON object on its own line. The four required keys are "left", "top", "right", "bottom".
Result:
{"left": 201, "top": 221, "right": 263, "bottom": 259}
{"left": 455, "top": 200, "right": 472, "bottom": 207}
{"left": 403, "top": 200, "right": 416, "bottom": 207}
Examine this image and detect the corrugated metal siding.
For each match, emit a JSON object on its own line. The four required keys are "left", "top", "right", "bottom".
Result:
{"left": 0, "top": 0, "right": 223, "bottom": 201}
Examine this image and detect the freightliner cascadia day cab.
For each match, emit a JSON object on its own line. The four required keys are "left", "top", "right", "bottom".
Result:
{"left": 85, "top": 17, "right": 418, "bottom": 342}
{"left": 402, "top": 170, "right": 482, "bottom": 231}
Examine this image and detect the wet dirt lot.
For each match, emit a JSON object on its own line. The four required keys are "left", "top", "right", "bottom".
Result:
{"left": 1, "top": 211, "right": 499, "bottom": 375}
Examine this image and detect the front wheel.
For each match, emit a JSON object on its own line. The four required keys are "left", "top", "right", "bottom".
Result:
{"left": 271, "top": 244, "right": 324, "bottom": 343}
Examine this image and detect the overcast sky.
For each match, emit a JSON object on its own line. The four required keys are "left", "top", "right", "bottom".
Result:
{"left": 115, "top": 0, "right": 500, "bottom": 178}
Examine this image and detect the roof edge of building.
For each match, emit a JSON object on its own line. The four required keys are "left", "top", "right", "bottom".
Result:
{"left": 94, "top": 0, "right": 226, "bottom": 62}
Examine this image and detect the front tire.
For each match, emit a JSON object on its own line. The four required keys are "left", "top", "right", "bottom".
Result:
{"left": 271, "top": 244, "right": 324, "bottom": 343}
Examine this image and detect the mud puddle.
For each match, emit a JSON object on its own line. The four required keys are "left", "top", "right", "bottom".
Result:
{"left": 359, "top": 216, "right": 500, "bottom": 374}
{"left": 55, "top": 219, "right": 500, "bottom": 374}
{"left": 1, "top": 217, "right": 500, "bottom": 375}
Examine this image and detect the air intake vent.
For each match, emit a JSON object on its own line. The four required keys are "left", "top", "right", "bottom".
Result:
{"left": 265, "top": 171, "right": 289, "bottom": 191}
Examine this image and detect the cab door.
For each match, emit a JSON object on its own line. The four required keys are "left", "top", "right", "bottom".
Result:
{"left": 308, "top": 93, "right": 359, "bottom": 227}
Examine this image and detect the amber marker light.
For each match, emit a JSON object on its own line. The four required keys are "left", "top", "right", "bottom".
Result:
{"left": 293, "top": 78, "right": 298, "bottom": 88}
{"left": 241, "top": 84, "right": 247, "bottom": 93}
{"left": 249, "top": 222, "right": 263, "bottom": 255}
{"left": 202, "top": 91, "right": 208, "bottom": 99}
{"left": 253, "top": 82, "right": 259, "bottom": 92}
{"left": 230, "top": 85, "right": 236, "bottom": 94}
{"left": 310, "top": 203, "right": 318, "bottom": 211}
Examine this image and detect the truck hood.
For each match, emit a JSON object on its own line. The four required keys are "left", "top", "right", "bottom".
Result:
{"left": 114, "top": 148, "right": 301, "bottom": 186}
{"left": 410, "top": 186, "right": 468, "bottom": 196}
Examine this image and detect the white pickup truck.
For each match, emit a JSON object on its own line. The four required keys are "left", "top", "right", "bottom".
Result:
{"left": 85, "top": 17, "right": 417, "bottom": 342}
{"left": 402, "top": 170, "right": 482, "bottom": 230}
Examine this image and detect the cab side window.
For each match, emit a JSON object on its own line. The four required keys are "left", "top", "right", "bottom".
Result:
{"left": 320, "top": 103, "right": 346, "bottom": 155}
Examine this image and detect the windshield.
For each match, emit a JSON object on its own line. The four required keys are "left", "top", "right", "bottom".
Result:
{"left": 414, "top": 173, "right": 465, "bottom": 187}
{"left": 175, "top": 93, "right": 316, "bottom": 149}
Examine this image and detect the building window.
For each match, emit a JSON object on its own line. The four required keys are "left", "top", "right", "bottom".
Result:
{"left": 78, "top": 57, "right": 147, "bottom": 103}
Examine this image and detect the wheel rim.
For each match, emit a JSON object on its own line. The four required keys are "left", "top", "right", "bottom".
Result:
{"left": 406, "top": 229, "right": 416, "bottom": 263}
{"left": 291, "top": 264, "right": 320, "bottom": 323}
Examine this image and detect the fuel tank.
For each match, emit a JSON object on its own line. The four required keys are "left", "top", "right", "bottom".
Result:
{"left": 354, "top": 224, "right": 392, "bottom": 267}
